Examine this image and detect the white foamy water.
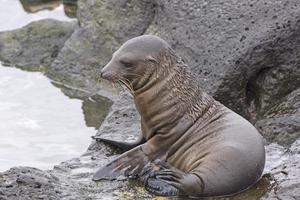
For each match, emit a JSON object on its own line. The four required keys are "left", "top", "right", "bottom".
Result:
{"left": 0, "top": 0, "right": 74, "bottom": 32}
{"left": 0, "top": 66, "right": 95, "bottom": 171}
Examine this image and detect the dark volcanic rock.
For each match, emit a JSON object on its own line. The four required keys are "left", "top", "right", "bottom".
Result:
{"left": 149, "top": 0, "right": 300, "bottom": 114}
{"left": 147, "top": 0, "right": 300, "bottom": 145}
{"left": 0, "top": 19, "right": 76, "bottom": 71}
{"left": 0, "top": 167, "right": 61, "bottom": 200}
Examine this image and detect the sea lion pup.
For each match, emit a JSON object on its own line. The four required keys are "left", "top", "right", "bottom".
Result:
{"left": 93, "top": 35, "right": 265, "bottom": 197}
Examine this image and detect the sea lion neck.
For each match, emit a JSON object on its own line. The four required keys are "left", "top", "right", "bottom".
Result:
{"left": 133, "top": 51, "right": 216, "bottom": 140}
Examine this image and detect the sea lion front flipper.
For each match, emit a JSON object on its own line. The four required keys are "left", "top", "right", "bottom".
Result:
{"left": 93, "top": 145, "right": 150, "bottom": 181}
{"left": 145, "top": 174, "right": 183, "bottom": 196}
{"left": 144, "top": 160, "right": 184, "bottom": 196}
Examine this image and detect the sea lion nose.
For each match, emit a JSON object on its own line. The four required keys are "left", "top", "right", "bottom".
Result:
{"left": 100, "top": 66, "right": 112, "bottom": 80}
{"left": 100, "top": 67, "right": 106, "bottom": 78}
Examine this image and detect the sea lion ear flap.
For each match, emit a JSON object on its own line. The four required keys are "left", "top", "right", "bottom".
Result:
{"left": 146, "top": 55, "right": 158, "bottom": 64}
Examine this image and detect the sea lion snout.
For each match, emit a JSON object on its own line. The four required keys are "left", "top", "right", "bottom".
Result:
{"left": 100, "top": 61, "right": 119, "bottom": 82}
{"left": 100, "top": 35, "right": 170, "bottom": 84}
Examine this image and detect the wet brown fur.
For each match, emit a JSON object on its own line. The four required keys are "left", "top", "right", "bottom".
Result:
{"left": 93, "top": 35, "right": 265, "bottom": 198}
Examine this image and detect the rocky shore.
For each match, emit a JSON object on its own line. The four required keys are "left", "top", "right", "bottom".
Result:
{"left": 0, "top": 0, "right": 299, "bottom": 199}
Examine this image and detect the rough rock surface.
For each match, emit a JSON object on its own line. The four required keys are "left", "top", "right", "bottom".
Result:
{"left": 0, "top": 0, "right": 299, "bottom": 199}
{"left": 46, "top": 0, "right": 300, "bottom": 145}
{"left": 0, "top": 19, "right": 76, "bottom": 71}
{"left": 47, "top": 0, "right": 155, "bottom": 92}
{"left": 0, "top": 167, "right": 61, "bottom": 200}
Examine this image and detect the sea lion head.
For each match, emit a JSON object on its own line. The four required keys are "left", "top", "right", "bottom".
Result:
{"left": 100, "top": 35, "right": 171, "bottom": 91}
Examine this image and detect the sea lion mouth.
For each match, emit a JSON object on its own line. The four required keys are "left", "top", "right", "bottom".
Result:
{"left": 96, "top": 72, "right": 134, "bottom": 95}
{"left": 95, "top": 73, "right": 119, "bottom": 87}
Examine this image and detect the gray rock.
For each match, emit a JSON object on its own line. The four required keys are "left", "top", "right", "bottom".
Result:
{"left": 255, "top": 88, "right": 300, "bottom": 146}
{"left": 91, "top": 91, "right": 141, "bottom": 147}
{"left": 19, "top": 0, "right": 77, "bottom": 18}
{"left": 47, "top": 0, "right": 155, "bottom": 92}
{"left": 0, "top": 167, "right": 61, "bottom": 200}
{"left": 0, "top": 19, "right": 76, "bottom": 71}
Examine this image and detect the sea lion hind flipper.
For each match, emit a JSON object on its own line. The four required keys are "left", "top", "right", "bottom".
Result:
{"left": 93, "top": 145, "right": 150, "bottom": 181}
{"left": 92, "top": 135, "right": 145, "bottom": 151}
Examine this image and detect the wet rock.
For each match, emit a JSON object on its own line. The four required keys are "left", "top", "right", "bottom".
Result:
{"left": 19, "top": 0, "right": 78, "bottom": 17}
{"left": 20, "top": 0, "right": 61, "bottom": 13}
{"left": 0, "top": 157, "right": 151, "bottom": 200}
{"left": 0, "top": 167, "right": 61, "bottom": 200}
{"left": 91, "top": 91, "right": 141, "bottom": 148}
{"left": 63, "top": 0, "right": 78, "bottom": 18}
{"left": 0, "top": 19, "right": 76, "bottom": 71}
{"left": 81, "top": 94, "right": 114, "bottom": 129}
{"left": 262, "top": 139, "right": 300, "bottom": 199}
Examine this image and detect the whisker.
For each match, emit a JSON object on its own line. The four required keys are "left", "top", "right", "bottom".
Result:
{"left": 119, "top": 75, "right": 134, "bottom": 91}
{"left": 118, "top": 78, "right": 134, "bottom": 95}
{"left": 118, "top": 79, "right": 129, "bottom": 93}
{"left": 117, "top": 81, "right": 126, "bottom": 92}
{"left": 124, "top": 77, "right": 134, "bottom": 93}
{"left": 119, "top": 80, "right": 132, "bottom": 93}
{"left": 120, "top": 72, "right": 143, "bottom": 78}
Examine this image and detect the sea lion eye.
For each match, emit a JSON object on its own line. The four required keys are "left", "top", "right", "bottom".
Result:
{"left": 120, "top": 60, "right": 133, "bottom": 68}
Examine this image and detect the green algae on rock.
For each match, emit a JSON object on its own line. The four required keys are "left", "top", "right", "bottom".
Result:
{"left": 0, "top": 19, "right": 76, "bottom": 71}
